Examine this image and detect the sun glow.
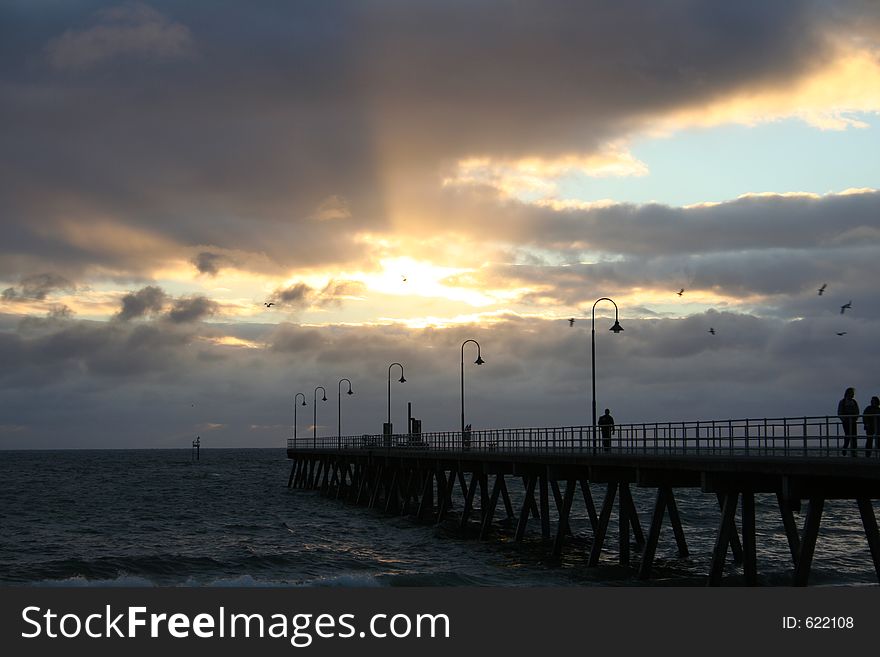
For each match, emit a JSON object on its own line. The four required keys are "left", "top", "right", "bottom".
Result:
{"left": 356, "top": 257, "right": 498, "bottom": 307}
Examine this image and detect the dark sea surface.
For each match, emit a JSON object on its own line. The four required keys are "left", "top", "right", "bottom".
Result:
{"left": 0, "top": 449, "right": 877, "bottom": 587}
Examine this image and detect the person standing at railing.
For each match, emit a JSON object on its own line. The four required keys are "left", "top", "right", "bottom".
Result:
{"left": 837, "top": 387, "right": 860, "bottom": 456}
{"left": 598, "top": 409, "right": 615, "bottom": 451}
{"left": 864, "top": 396, "right": 879, "bottom": 457}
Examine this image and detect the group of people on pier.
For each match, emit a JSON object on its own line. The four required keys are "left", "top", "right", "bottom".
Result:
{"left": 838, "top": 387, "right": 880, "bottom": 456}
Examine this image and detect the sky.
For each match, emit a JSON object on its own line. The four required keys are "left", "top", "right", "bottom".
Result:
{"left": 1, "top": 0, "right": 879, "bottom": 448}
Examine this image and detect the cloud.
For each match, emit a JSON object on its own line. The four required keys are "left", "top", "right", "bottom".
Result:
{"left": 2, "top": 273, "right": 76, "bottom": 302}
{"left": 5, "top": 0, "right": 873, "bottom": 283}
{"left": 166, "top": 295, "right": 218, "bottom": 323}
{"left": 273, "top": 283, "right": 313, "bottom": 307}
{"left": 191, "top": 252, "right": 227, "bottom": 276}
{"left": 45, "top": 2, "right": 195, "bottom": 71}
{"left": 115, "top": 285, "right": 168, "bottom": 321}
{"left": 444, "top": 145, "right": 650, "bottom": 200}
{"left": 2, "top": 312, "right": 878, "bottom": 448}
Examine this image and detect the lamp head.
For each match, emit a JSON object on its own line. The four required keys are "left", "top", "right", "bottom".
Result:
{"left": 609, "top": 319, "right": 624, "bottom": 334}
{"left": 301, "top": 400, "right": 307, "bottom": 406}
{"left": 322, "top": 395, "right": 327, "bottom": 402}
{"left": 399, "top": 375, "right": 406, "bottom": 383}
{"left": 347, "top": 389, "right": 354, "bottom": 396}
{"left": 474, "top": 355, "right": 485, "bottom": 365}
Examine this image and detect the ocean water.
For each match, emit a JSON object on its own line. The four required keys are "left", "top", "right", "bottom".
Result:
{"left": 0, "top": 449, "right": 876, "bottom": 587}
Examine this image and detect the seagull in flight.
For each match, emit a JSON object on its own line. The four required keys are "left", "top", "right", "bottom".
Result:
{"left": 677, "top": 288, "right": 685, "bottom": 296}
{"left": 836, "top": 332, "right": 847, "bottom": 336}
{"left": 817, "top": 283, "right": 826, "bottom": 296}
{"left": 840, "top": 301, "right": 852, "bottom": 314}
{"left": 264, "top": 301, "right": 275, "bottom": 308}
{"left": 568, "top": 318, "right": 575, "bottom": 327}
{"left": 402, "top": 275, "right": 407, "bottom": 283}
{"left": 708, "top": 327, "right": 716, "bottom": 335}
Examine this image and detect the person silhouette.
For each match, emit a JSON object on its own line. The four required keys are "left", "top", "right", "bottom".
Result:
{"left": 863, "top": 396, "right": 879, "bottom": 457}
{"left": 597, "top": 408, "right": 615, "bottom": 451}
{"left": 837, "top": 387, "right": 860, "bottom": 456}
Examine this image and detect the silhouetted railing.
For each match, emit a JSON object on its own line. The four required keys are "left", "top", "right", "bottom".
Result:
{"left": 287, "top": 415, "right": 877, "bottom": 457}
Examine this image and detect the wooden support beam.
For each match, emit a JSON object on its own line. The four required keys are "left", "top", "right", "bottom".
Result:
{"left": 400, "top": 468, "right": 415, "bottom": 515}
{"left": 479, "top": 476, "right": 503, "bottom": 540}
{"left": 708, "top": 491, "right": 739, "bottom": 587}
{"left": 457, "top": 470, "right": 468, "bottom": 499}
{"left": 312, "top": 459, "right": 320, "bottom": 489}
{"left": 550, "top": 478, "right": 572, "bottom": 536}
{"left": 479, "top": 473, "right": 489, "bottom": 522}
{"left": 519, "top": 475, "right": 539, "bottom": 519}
{"left": 348, "top": 464, "right": 361, "bottom": 502}
{"left": 515, "top": 474, "right": 538, "bottom": 542}
{"left": 716, "top": 493, "right": 743, "bottom": 563}
{"left": 638, "top": 487, "right": 667, "bottom": 580}
{"left": 293, "top": 460, "right": 303, "bottom": 488}
{"left": 588, "top": 482, "right": 618, "bottom": 566}
{"left": 355, "top": 466, "right": 369, "bottom": 505}
{"left": 499, "top": 477, "right": 515, "bottom": 520}
{"left": 856, "top": 498, "right": 880, "bottom": 584}
{"left": 619, "top": 481, "right": 631, "bottom": 566}
{"left": 552, "top": 479, "right": 576, "bottom": 557}
{"left": 368, "top": 465, "right": 384, "bottom": 509}
{"left": 436, "top": 469, "right": 451, "bottom": 523}
{"left": 539, "top": 474, "right": 551, "bottom": 539}
{"left": 579, "top": 478, "right": 599, "bottom": 533}
{"left": 297, "top": 459, "right": 305, "bottom": 489}
{"left": 666, "top": 488, "right": 689, "bottom": 558}
{"left": 621, "top": 483, "right": 645, "bottom": 546}
{"left": 287, "top": 461, "right": 297, "bottom": 488}
{"left": 384, "top": 468, "right": 399, "bottom": 513}
{"left": 776, "top": 491, "right": 800, "bottom": 565}
{"left": 793, "top": 497, "right": 824, "bottom": 587}
{"left": 325, "top": 461, "right": 336, "bottom": 494}
{"left": 460, "top": 471, "right": 479, "bottom": 529}
{"left": 335, "top": 462, "right": 347, "bottom": 499}
{"left": 417, "top": 470, "right": 434, "bottom": 520}
{"left": 742, "top": 492, "right": 757, "bottom": 586}
{"left": 312, "top": 459, "right": 321, "bottom": 490}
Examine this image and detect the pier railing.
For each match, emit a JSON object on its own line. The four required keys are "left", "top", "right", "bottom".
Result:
{"left": 287, "top": 415, "right": 876, "bottom": 457}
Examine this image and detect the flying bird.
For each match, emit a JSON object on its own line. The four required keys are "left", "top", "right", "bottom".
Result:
{"left": 840, "top": 301, "right": 852, "bottom": 314}
{"left": 677, "top": 288, "right": 685, "bottom": 296}
{"left": 402, "top": 275, "right": 407, "bottom": 283}
{"left": 264, "top": 301, "right": 275, "bottom": 308}
{"left": 708, "top": 328, "right": 716, "bottom": 335}
{"left": 568, "top": 318, "right": 575, "bottom": 327}
{"left": 836, "top": 332, "right": 847, "bottom": 336}
{"left": 817, "top": 283, "right": 826, "bottom": 296}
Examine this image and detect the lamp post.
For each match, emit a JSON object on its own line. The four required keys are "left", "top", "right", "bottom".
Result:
{"left": 591, "top": 298, "right": 623, "bottom": 450}
{"left": 387, "top": 363, "right": 406, "bottom": 435}
{"left": 293, "top": 392, "right": 306, "bottom": 444}
{"left": 313, "top": 386, "right": 327, "bottom": 448}
{"left": 337, "top": 378, "right": 353, "bottom": 447}
{"left": 460, "top": 339, "right": 485, "bottom": 439}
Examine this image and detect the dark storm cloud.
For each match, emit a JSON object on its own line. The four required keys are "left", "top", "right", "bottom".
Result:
{"left": 115, "top": 285, "right": 168, "bottom": 321}
{"left": 273, "top": 283, "right": 313, "bottom": 307}
{"left": 165, "top": 295, "right": 218, "bottom": 323}
{"left": 0, "top": 1, "right": 870, "bottom": 278}
{"left": 2, "top": 273, "right": 75, "bottom": 301}
{"left": 191, "top": 251, "right": 226, "bottom": 276}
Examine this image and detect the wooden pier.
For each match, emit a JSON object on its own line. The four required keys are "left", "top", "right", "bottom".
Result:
{"left": 286, "top": 417, "right": 880, "bottom": 586}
